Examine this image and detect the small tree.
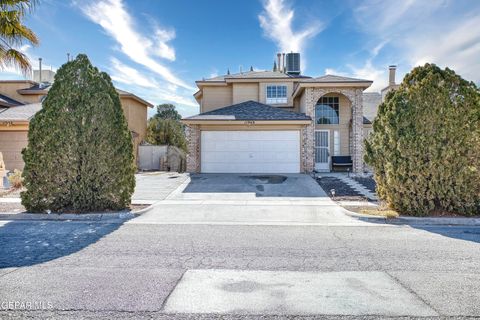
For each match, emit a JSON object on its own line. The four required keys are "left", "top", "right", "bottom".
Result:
{"left": 153, "top": 103, "right": 182, "bottom": 120}
{"left": 365, "top": 64, "right": 480, "bottom": 216}
{"left": 146, "top": 104, "right": 186, "bottom": 151}
{"left": 21, "top": 54, "right": 135, "bottom": 212}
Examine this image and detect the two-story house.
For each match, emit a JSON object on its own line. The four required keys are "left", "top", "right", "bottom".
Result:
{"left": 183, "top": 52, "right": 383, "bottom": 174}
{"left": 0, "top": 69, "right": 153, "bottom": 171}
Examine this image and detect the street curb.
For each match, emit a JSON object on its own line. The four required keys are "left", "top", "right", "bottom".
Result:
{"left": 341, "top": 207, "right": 480, "bottom": 226}
{"left": 0, "top": 202, "right": 156, "bottom": 222}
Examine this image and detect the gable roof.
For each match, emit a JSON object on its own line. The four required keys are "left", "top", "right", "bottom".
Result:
{"left": 184, "top": 100, "right": 311, "bottom": 121}
{"left": 303, "top": 74, "right": 372, "bottom": 83}
{"left": 116, "top": 89, "right": 154, "bottom": 107}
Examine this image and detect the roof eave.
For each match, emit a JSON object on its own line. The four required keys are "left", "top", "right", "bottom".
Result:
{"left": 119, "top": 93, "right": 154, "bottom": 108}
{"left": 182, "top": 119, "right": 311, "bottom": 125}
{"left": 17, "top": 89, "right": 49, "bottom": 95}
{"left": 292, "top": 81, "right": 373, "bottom": 98}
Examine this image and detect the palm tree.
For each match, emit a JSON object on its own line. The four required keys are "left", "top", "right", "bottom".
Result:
{"left": 0, "top": 0, "right": 39, "bottom": 75}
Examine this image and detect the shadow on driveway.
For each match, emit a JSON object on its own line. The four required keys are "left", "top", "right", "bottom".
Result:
{"left": 351, "top": 214, "right": 480, "bottom": 244}
{"left": 0, "top": 220, "right": 124, "bottom": 268}
{"left": 179, "top": 173, "right": 327, "bottom": 198}
{"left": 411, "top": 225, "right": 480, "bottom": 244}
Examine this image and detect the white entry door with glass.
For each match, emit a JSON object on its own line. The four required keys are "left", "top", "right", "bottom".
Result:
{"left": 315, "top": 130, "right": 330, "bottom": 171}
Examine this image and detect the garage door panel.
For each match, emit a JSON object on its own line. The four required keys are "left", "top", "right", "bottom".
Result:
{"left": 201, "top": 130, "right": 300, "bottom": 173}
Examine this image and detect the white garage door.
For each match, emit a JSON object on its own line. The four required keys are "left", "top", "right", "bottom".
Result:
{"left": 201, "top": 130, "right": 300, "bottom": 173}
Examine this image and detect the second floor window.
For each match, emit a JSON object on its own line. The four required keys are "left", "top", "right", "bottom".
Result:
{"left": 266, "top": 85, "right": 287, "bottom": 104}
{"left": 315, "top": 96, "right": 339, "bottom": 124}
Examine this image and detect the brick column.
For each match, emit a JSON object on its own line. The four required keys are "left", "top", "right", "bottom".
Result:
{"left": 185, "top": 125, "right": 200, "bottom": 173}
{"left": 351, "top": 89, "right": 364, "bottom": 174}
{"left": 303, "top": 88, "right": 315, "bottom": 172}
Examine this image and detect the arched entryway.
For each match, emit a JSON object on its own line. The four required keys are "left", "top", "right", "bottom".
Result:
{"left": 313, "top": 92, "right": 353, "bottom": 171}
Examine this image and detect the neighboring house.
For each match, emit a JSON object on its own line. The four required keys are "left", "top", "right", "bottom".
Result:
{"left": 0, "top": 72, "right": 153, "bottom": 171}
{"left": 183, "top": 53, "right": 397, "bottom": 174}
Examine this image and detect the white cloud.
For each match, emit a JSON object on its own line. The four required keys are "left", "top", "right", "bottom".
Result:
{"left": 326, "top": 59, "right": 387, "bottom": 92}
{"left": 351, "top": 0, "right": 480, "bottom": 85}
{"left": 108, "top": 57, "right": 197, "bottom": 110}
{"left": 80, "top": 0, "right": 193, "bottom": 90}
{"left": 258, "top": 0, "right": 323, "bottom": 55}
{"left": 109, "top": 57, "right": 157, "bottom": 88}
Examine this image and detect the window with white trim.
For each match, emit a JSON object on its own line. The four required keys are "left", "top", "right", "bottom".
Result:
{"left": 266, "top": 85, "right": 287, "bottom": 104}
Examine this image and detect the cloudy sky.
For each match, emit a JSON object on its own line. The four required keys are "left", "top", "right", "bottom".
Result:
{"left": 2, "top": 0, "right": 479, "bottom": 117}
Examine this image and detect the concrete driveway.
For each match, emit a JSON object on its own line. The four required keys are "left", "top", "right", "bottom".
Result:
{"left": 131, "top": 173, "right": 365, "bottom": 226}
{"left": 132, "top": 172, "right": 189, "bottom": 204}
{"left": 167, "top": 173, "right": 328, "bottom": 200}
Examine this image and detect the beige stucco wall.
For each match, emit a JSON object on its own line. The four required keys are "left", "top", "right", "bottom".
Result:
{"left": 314, "top": 93, "right": 352, "bottom": 156}
{"left": 119, "top": 97, "right": 148, "bottom": 162}
{"left": 0, "top": 82, "right": 44, "bottom": 104}
{"left": 0, "top": 130, "right": 28, "bottom": 170}
{"left": 232, "top": 83, "right": 259, "bottom": 104}
{"left": 201, "top": 86, "right": 232, "bottom": 112}
{"left": 200, "top": 79, "right": 300, "bottom": 112}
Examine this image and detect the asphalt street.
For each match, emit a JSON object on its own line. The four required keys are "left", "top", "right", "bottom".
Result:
{"left": 0, "top": 220, "right": 479, "bottom": 319}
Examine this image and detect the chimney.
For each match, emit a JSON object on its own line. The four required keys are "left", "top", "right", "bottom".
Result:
{"left": 389, "top": 65, "right": 396, "bottom": 86}
{"left": 38, "top": 58, "right": 42, "bottom": 83}
{"left": 282, "top": 53, "right": 286, "bottom": 73}
{"left": 277, "top": 53, "right": 281, "bottom": 72}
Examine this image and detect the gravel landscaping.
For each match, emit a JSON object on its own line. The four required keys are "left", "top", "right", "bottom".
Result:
{"left": 353, "top": 177, "right": 377, "bottom": 193}
{"left": 316, "top": 176, "right": 366, "bottom": 201}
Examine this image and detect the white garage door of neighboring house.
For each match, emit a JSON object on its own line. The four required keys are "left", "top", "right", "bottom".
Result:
{"left": 0, "top": 131, "right": 28, "bottom": 171}
{"left": 201, "top": 130, "right": 300, "bottom": 173}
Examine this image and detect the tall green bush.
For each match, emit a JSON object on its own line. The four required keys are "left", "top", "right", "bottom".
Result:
{"left": 365, "top": 64, "right": 480, "bottom": 216}
{"left": 21, "top": 54, "right": 135, "bottom": 212}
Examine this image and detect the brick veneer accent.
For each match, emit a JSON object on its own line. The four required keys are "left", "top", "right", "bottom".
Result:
{"left": 185, "top": 125, "right": 200, "bottom": 173}
{"left": 304, "top": 87, "right": 364, "bottom": 174}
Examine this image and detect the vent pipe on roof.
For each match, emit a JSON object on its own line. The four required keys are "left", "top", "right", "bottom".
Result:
{"left": 388, "top": 65, "right": 397, "bottom": 86}
{"left": 277, "top": 53, "right": 281, "bottom": 72}
{"left": 38, "top": 58, "right": 42, "bottom": 83}
{"left": 389, "top": 65, "right": 397, "bottom": 85}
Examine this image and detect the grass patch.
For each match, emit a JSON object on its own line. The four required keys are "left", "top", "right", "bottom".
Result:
{"left": 360, "top": 208, "right": 399, "bottom": 218}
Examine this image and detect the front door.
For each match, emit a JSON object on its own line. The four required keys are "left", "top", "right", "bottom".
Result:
{"left": 315, "top": 130, "right": 330, "bottom": 171}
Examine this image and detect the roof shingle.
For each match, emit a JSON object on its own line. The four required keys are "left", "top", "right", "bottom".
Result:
{"left": 185, "top": 100, "right": 311, "bottom": 121}
{"left": 0, "top": 103, "right": 41, "bottom": 121}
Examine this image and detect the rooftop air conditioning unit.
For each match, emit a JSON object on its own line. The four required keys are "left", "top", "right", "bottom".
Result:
{"left": 285, "top": 52, "right": 301, "bottom": 75}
